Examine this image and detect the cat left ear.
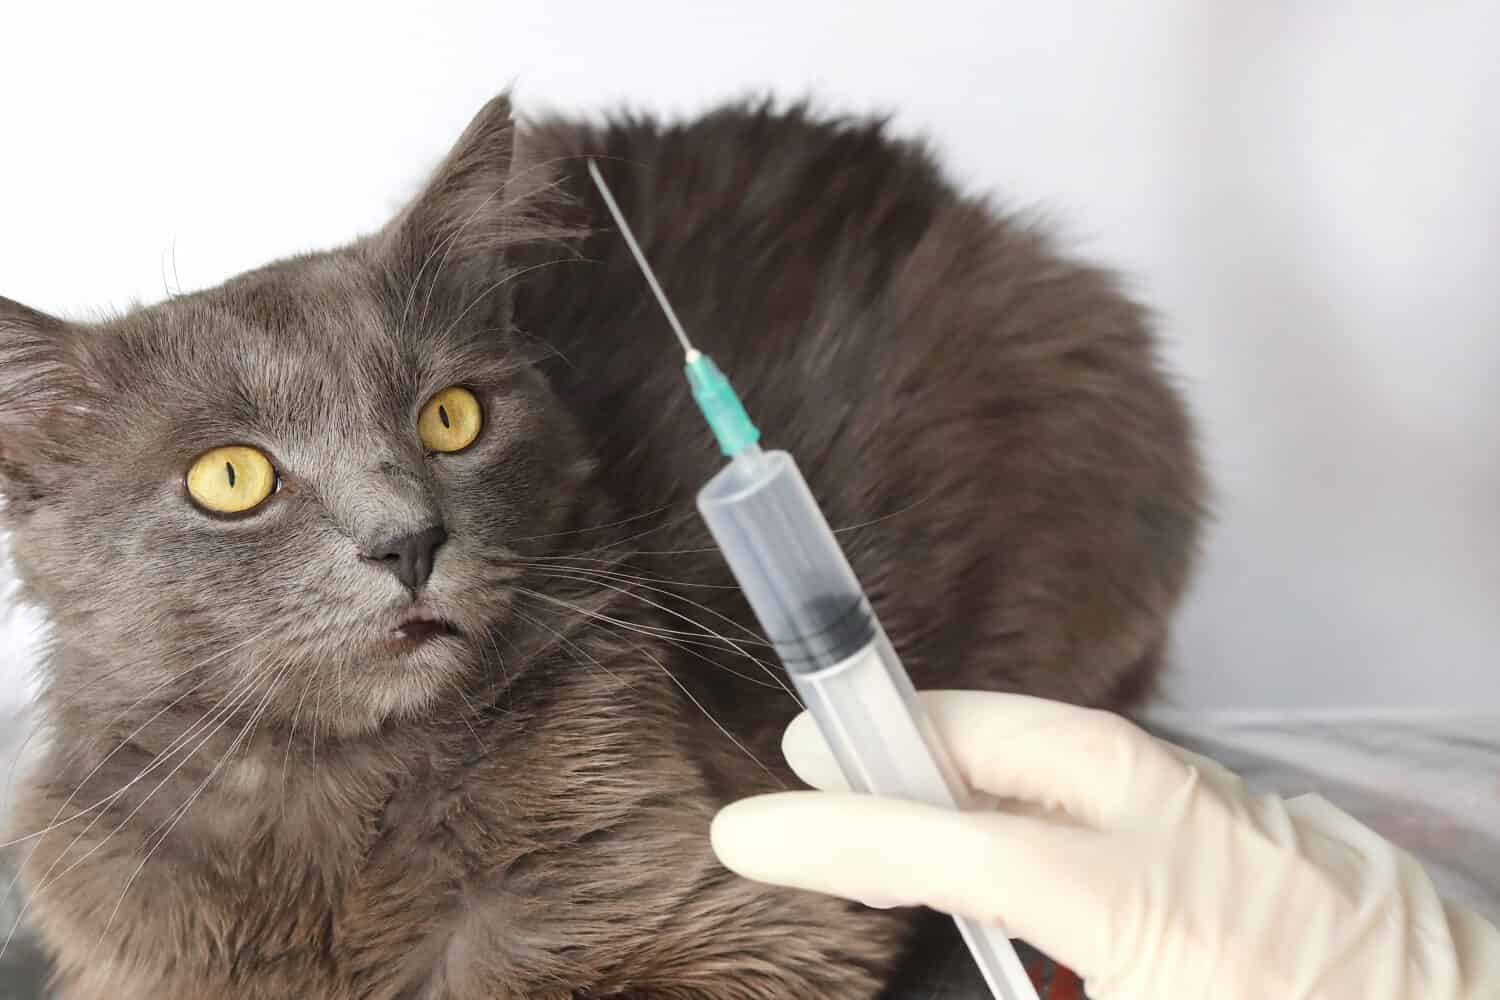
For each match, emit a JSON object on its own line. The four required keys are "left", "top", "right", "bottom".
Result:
{"left": 375, "top": 94, "right": 552, "bottom": 333}
{"left": 0, "top": 297, "right": 100, "bottom": 508}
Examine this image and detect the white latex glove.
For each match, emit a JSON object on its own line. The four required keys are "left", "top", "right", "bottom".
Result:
{"left": 710, "top": 691, "right": 1500, "bottom": 999}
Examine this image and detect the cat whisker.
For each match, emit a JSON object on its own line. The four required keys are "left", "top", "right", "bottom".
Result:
{"left": 79, "top": 626, "right": 279, "bottom": 740}
{"left": 169, "top": 239, "right": 183, "bottom": 298}
{"left": 510, "top": 586, "right": 734, "bottom": 647}
{"left": 18, "top": 622, "right": 276, "bottom": 784}
{"left": 516, "top": 579, "right": 776, "bottom": 690}
{"left": 158, "top": 237, "right": 183, "bottom": 300}
{"left": 1, "top": 714, "right": 45, "bottom": 829}
{"left": 310, "top": 665, "right": 323, "bottom": 774}
{"left": 12, "top": 653, "right": 279, "bottom": 916}
{"left": 552, "top": 491, "right": 937, "bottom": 565}
{"left": 436, "top": 257, "right": 589, "bottom": 347}
{"left": 518, "top": 594, "right": 785, "bottom": 697}
{"left": 553, "top": 508, "right": 708, "bottom": 562}
{"left": 642, "top": 633, "right": 784, "bottom": 691}
{"left": 282, "top": 661, "right": 323, "bottom": 823}
{"left": 398, "top": 153, "right": 579, "bottom": 336}
{"left": 511, "top": 585, "right": 797, "bottom": 706}
{"left": 472, "top": 623, "right": 512, "bottom": 694}
{"left": 0, "top": 623, "right": 280, "bottom": 925}
{"left": 332, "top": 634, "right": 350, "bottom": 738}
{"left": 505, "top": 502, "right": 677, "bottom": 546}
{"left": 413, "top": 172, "right": 573, "bottom": 335}
{"left": 507, "top": 602, "right": 630, "bottom": 689}
{"left": 552, "top": 491, "right": 941, "bottom": 564}
{"left": 518, "top": 569, "right": 795, "bottom": 702}
{"left": 512, "top": 581, "right": 784, "bottom": 779}
{"left": 3, "top": 652, "right": 281, "bottom": 959}
{"left": 93, "top": 655, "right": 298, "bottom": 956}
{"left": 630, "top": 643, "right": 781, "bottom": 785}
{"left": 0, "top": 622, "right": 281, "bottom": 850}
{"left": 149, "top": 654, "right": 296, "bottom": 856}
{"left": 513, "top": 577, "right": 771, "bottom": 655}
{"left": 513, "top": 554, "right": 737, "bottom": 590}
{"left": 828, "top": 489, "right": 940, "bottom": 536}
{"left": 402, "top": 184, "right": 510, "bottom": 334}
{"left": 515, "top": 563, "right": 767, "bottom": 644}
{"left": 588, "top": 543, "right": 723, "bottom": 559}
{"left": 446, "top": 679, "right": 486, "bottom": 754}
{"left": 506, "top": 324, "right": 575, "bottom": 370}
{"left": 237, "top": 654, "right": 287, "bottom": 752}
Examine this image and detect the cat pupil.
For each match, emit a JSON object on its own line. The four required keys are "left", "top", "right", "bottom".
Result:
{"left": 225, "top": 462, "right": 236, "bottom": 488}
{"left": 439, "top": 405, "right": 451, "bottom": 429}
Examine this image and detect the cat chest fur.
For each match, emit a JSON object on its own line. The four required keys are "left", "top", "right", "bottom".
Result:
{"left": 20, "top": 663, "right": 724, "bottom": 1000}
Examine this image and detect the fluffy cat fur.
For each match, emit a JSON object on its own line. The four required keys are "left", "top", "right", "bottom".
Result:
{"left": 0, "top": 94, "right": 1204, "bottom": 998}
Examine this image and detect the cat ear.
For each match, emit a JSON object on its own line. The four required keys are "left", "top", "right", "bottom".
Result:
{"left": 375, "top": 93, "right": 552, "bottom": 332}
{"left": 0, "top": 297, "right": 99, "bottom": 507}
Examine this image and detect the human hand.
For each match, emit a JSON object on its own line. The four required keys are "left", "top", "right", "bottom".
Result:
{"left": 710, "top": 691, "right": 1500, "bottom": 999}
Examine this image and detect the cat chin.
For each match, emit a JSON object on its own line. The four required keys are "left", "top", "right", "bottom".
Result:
{"left": 363, "top": 681, "right": 441, "bottom": 727}
{"left": 333, "top": 638, "right": 471, "bottom": 734}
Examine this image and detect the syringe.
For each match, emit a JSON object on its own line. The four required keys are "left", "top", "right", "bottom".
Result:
{"left": 588, "top": 161, "right": 1041, "bottom": 1000}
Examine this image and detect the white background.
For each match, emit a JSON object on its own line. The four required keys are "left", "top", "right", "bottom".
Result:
{"left": 1, "top": 1, "right": 1497, "bottom": 713}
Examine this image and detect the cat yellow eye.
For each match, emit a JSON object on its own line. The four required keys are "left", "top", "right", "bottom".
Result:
{"left": 186, "top": 446, "right": 277, "bottom": 515}
{"left": 418, "top": 386, "right": 482, "bottom": 453}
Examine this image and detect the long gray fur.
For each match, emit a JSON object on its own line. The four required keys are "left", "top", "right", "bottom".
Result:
{"left": 0, "top": 94, "right": 1204, "bottom": 998}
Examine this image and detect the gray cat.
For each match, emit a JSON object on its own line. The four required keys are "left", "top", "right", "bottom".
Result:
{"left": 0, "top": 94, "right": 1204, "bottom": 999}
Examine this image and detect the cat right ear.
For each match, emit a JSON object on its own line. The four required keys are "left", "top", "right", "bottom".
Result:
{"left": 0, "top": 296, "right": 99, "bottom": 508}
{"left": 371, "top": 93, "right": 577, "bottom": 336}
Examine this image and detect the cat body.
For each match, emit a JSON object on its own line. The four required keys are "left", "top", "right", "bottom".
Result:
{"left": 0, "top": 95, "right": 1203, "bottom": 998}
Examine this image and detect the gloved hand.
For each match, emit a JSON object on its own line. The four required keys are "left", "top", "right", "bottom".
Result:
{"left": 710, "top": 691, "right": 1500, "bottom": 1000}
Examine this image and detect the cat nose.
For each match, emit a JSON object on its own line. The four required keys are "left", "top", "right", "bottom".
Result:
{"left": 362, "top": 524, "right": 448, "bottom": 592}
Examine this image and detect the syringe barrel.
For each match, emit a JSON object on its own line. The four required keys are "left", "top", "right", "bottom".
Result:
{"left": 697, "top": 449, "right": 1041, "bottom": 1000}
{"left": 695, "top": 448, "right": 968, "bottom": 808}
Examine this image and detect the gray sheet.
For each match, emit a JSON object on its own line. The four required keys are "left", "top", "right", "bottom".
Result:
{"left": 1148, "top": 709, "right": 1500, "bottom": 925}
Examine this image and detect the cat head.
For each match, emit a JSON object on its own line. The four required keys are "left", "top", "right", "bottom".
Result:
{"left": 0, "top": 95, "right": 593, "bottom": 735}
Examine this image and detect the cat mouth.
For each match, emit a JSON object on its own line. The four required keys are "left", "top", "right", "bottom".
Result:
{"left": 385, "top": 605, "right": 460, "bottom": 652}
